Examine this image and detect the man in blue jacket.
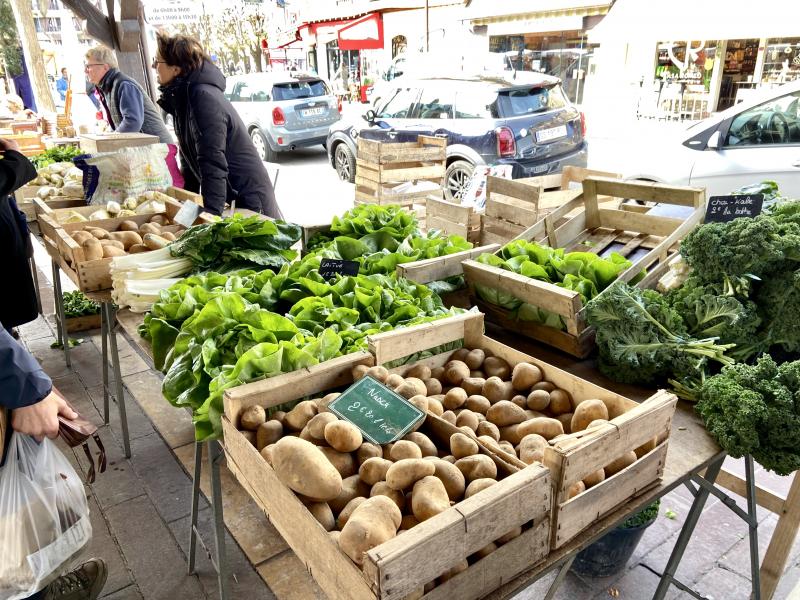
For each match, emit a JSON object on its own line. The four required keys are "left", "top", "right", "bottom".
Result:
{"left": 1, "top": 139, "right": 107, "bottom": 600}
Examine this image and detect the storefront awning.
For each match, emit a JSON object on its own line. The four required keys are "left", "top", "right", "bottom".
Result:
{"left": 467, "top": 0, "right": 610, "bottom": 24}
{"left": 589, "top": 0, "right": 800, "bottom": 43}
{"left": 337, "top": 13, "right": 384, "bottom": 50}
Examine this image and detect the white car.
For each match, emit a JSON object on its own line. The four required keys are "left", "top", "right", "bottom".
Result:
{"left": 627, "top": 80, "right": 800, "bottom": 199}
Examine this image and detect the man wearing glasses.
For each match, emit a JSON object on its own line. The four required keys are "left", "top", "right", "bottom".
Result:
{"left": 85, "top": 46, "right": 183, "bottom": 186}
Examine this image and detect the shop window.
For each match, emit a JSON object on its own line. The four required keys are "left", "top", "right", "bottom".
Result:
{"left": 392, "top": 35, "right": 407, "bottom": 59}
{"left": 762, "top": 38, "right": 800, "bottom": 84}
{"left": 417, "top": 88, "right": 454, "bottom": 119}
{"left": 725, "top": 90, "right": 800, "bottom": 147}
{"left": 377, "top": 87, "right": 420, "bottom": 119}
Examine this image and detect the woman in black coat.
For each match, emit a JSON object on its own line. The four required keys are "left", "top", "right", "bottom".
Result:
{"left": 153, "top": 34, "right": 281, "bottom": 218}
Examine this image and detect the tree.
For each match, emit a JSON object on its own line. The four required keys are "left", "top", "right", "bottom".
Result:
{"left": 0, "top": 0, "right": 23, "bottom": 78}
{"left": 9, "top": 0, "right": 55, "bottom": 112}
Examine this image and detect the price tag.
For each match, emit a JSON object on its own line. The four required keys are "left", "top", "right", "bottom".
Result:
{"left": 705, "top": 194, "right": 763, "bottom": 223}
{"left": 319, "top": 258, "right": 359, "bottom": 280}
{"left": 173, "top": 201, "right": 201, "bottom": 228}
{"left": 328, "top": 376, "right": 426, "bottom": 445}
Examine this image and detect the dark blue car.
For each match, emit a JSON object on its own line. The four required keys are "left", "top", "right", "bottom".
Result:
{"left": 326, "top": 72, "right": 588, "bottom": 200}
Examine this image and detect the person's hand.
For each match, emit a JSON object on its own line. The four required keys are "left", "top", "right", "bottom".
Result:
{"left": 11, "top": 390, "right": 78, "bottom": 441}
{"left": 0, "top": 138, "right": 21, "bottom": 152}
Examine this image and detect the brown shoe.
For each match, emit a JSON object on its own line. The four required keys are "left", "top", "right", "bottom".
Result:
{"left": 43, "top": 558, "right": 108, "bottom": 600}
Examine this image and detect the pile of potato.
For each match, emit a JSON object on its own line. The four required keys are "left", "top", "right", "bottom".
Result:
{"left": 69, "top": 214, "right": 180, "bottom": 261}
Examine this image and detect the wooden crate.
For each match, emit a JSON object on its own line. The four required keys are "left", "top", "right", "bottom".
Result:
{"left": 79, "top": 133, "right": 158, "bottom": 154}
{"left": 38, "top": 197, "right": 212, "bottom": 292}
{"left": 426, "top": 197, "right": 481, "bottom": 243}
{"left": 543, "top": 390, "right": 677, "bottom": 549}
{"left": 65, "top": 313, "right": 102, "bottom": 332}
{"left": 223, "top": 315, "right": 552, "bottom": 600}
{"left": 355, "top": 135, "right": 446, "bottom": 207}
{"left": 5, "top": 133, "right": 46, "bottom": 156}
{"left": 462, "top": 177, "right": 706, "bottom": 357}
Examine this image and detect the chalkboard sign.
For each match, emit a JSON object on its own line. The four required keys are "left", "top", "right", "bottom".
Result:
{"left": 328, "top": 376, "right": 426, "bottom": 445}
{"left": 319, "top": 258, "right": 360, "bottom": 280}
{"left": 705, "top": 194, "right": 763, "bottom": 223}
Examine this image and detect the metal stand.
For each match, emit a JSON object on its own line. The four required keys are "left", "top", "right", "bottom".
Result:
{"left": 30, "top": 256, "right": 43, "bottom": 315}
{"left": 100, "top": 301, "right": 131, "bottom": 459}
{"left": 653, "top": 454, "right": 761, "bottom": 600}
{"left": 544, "top": 556, "right": 576, "bottom": 600}
{"left": 51, "top": 261, "right": 71, "bottom": 368}
{"left": 188, "top": 440, "right": 229, "bottom": 600}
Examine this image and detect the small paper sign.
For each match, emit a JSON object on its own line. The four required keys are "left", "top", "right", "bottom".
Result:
{"left": 319, "top": 258, "right": 360, "bottom": 280}
{"left": 328, "top": 376, "right": 425, "bottom": 445}
{"left": 705, "top": 194, "right": 763, "bottom": 223}
{"left": 173, "top": 201, "right": 201, "bottom": 228}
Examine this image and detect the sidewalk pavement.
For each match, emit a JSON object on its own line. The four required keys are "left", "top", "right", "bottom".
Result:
{"left": 19, "top": 236, "right": 800, "bottom": 600}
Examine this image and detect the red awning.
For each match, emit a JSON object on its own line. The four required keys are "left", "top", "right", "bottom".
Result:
{"left": 337, "top": 13, "right": 383, "bottom": 51}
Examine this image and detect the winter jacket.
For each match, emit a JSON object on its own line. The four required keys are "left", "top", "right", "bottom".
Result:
{"left": 157, "top": 61, "right": 281, "bottom": 218}
{"left": 0, "top": 149, "right": 39, "bottom": 329}
{"left": 0, "top": 326, "right": 52, "bottom": 411}
{"left": 96, "top": 68, "right": 173, "bottom": 144}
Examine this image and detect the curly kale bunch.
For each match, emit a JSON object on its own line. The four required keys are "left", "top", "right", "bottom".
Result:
{"left": 696, "top": 356, "right": 800, "bottom": 475}
{"left": 754, "top": 267, "right": 800, "bottom": 355}
{"left": 586, "top": 281, "right": 735, "bottom": 386}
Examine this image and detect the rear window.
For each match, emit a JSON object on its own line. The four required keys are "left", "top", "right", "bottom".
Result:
{"left": 497, "top": 85, "right": 567, "bottom": 117}
{"left": 273, "top": 80, "right": 330, "bottom": 101}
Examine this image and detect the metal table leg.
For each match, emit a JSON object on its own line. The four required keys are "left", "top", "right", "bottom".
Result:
{"left": 103, "top": 302, "right": 131, "bottom": 458}
{"left": 101, "top": 304, "right": 110, "bottom": 424}
{"left": 188, "top": 441, "right": 203, "bottom": 575}
{"left": 30, "top": 256, "right": 43, "bottom": 315}
{"left": 544, "top": 556, "right": 576, "bottom": 600}
{"left": 51, "top": 260, "right": 71, "bottom": 368}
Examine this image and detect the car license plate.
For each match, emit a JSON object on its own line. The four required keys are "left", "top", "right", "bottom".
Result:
{"left": 302, "top": 107, "right": 325, "bottom": 117}
{"left": 535, "top": 125, "right": 567, "bottom": 143}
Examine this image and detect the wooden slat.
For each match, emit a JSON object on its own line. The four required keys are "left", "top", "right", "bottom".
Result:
{"left": 426, "top": 215, "right": 470, "bottom": 238}
{"left": 481, "top": 215, "right": 527, "bottom": 240}
{"left": 615, "top": 233, "right": 647, "bottom": 258}
{"left": 426, "top": 197, "right": 472, "bottom": 224}
{"left": 571, "top": 229, "right": 622, "bottom": 255}
{"left": 397, "top": 244, "right": 499, "bottom": 283}
{"left": 64, "top": 313, "right": 102, "bottom": 332}
{"left": 588, "top": 177, "right": 705, "bottom": 208}
{"left": 485, "top": 194, "right": 540, "bottom": 226}
{"left": 760, "top": 473, "right": 800, "bottom": 600}
{"left": 488, "top": 176, "right": 541, "bottom": 205}
{"left": 598, "top": 208, "right": 684, "bottom": 238}
{"left": 561, "top": 166, "right": 621, "bottom": 189}
{"left": 714, "top": 469, "right": 786, "bottom": 515}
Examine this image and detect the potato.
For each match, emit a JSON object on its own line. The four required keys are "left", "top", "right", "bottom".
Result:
{"left": 142, "top": 233, "right": 169, "bottom": 250}
{"left": 400, "top": 514, "right": 419, "bottom": 531}
{"left": 461, "top": 377, "right": 485, "bottom": 397}
{"left": 260, "top": 444, "right": 276, "bottom": 465}
{"left": 474, "top": 542, "right": 498, "bottom": 560}
{"left": 441, "top": 455, "right": 456, "bottom": 464}
{"left": 476, "top": 420, "right": 500, "bottom": 441}
{"left": 430, "top": 366, "right": 446, "bottom": 381}
{"left": 511, "top": 395, "right": 528, "bottom": 409}
{"left": 352, "top": 364, "right": 370, "bottom": 381}
{"left": 405, "top": 364, "right": 431, "bottom": 380}
{"left": 443, "top": 387, "right": 468, "bottom": 410}
{"left": 390, "top": 440, "right": 422, "bottom": 461}
{"left": 370, "top": 481, "right": 405, "bottom": 511}
{"left": 339, "top": 496, "right": 402, "bottom": 565}
{"left": 449, "top": 348, "right": 471, "bottom": 362}
{"left": 404, "top": 432, "right": 437, "bottom": 457}
{"left": 71, "top": 231, "right": 94, "bottom": 245}
{"left": 270, "top": 411, "right": 287, "bottom": 426}
{"left": 600, "top": 397, "right": 630, "bottom": 420}
{"left": 241, "top": 430, "right": 257, "bottom": 447}
{"left": 160, "top": 231, "right": 177, "bottom": 242}
{"left": 426, "top": 457, "right": 465, "bottom": 500}
{"left": 284, "top": 400, "right": 317, "bottom": 430}
{"left": 464, "top": 349, "right": 486, "bottom": 371}
{"left": 336, "top": 496, "right": 367, "bottom": 529}
{"left": 444, "top": 360, "right": 470, "bottom": 385}
{"left": 240, "top": 405, "right": 266, "bottom": 430}
{"left": 487, "top": 400, "right": 527, "bottom": 426}
{"left": 102, "top": 245, "right": 126, "bottom": 258}
{"left": 356, "top": 443, "right": 382, "bottom": 465}
{"left": 496, "top": 527, "right": 522, "bottom": 545}
{"left": 499, "top": 424, "right": 524, "bottom": 445}
{"left": 324, "top": 421, "right": 362, "bottom": 453}
{"left": 81, "top": 238, "right": 103, "bottom": 261}
{"left": 423, "top": 378, "right": 442, "bottom": 396}
{"left": 128, "top": 243, "right": 149, "bottom": 254}
{"left": 100, "top": 239, "right": 125, "bottom": 250}
{"left": 438, "top": 559, "right": 468, "bottom": 583}
{"left": 395, "top": 381, "right": 421, "bottom": 400}
{"left": 557, "top": 413, "right": 574, "bottom": 434}
{"left": 329, "top": 531, "right": 341, "bottom": 544}
{"left": 405, "top": 377, "right": 427, "bottom": 396}
{"left": 386, "top": 459, "right": 436, "bottom": 490}
{"left": 635, "top": 438, "right": 658, "bottom": 458}
{"left": 518, "top": 434, "right": 548, "bottom": 465}
{"left": 483, "top": 356, "right": 511, "bottom": 380}
{"left": 549, "top": 389, "right": 573, "bottom": 415}
{"left": 450, "top": 432, "right": 478, "bottom": 459}
{"left": 465, "top": 478, "right": 496, "bottom": 498}
{"left": 531, "top": 381, "right": 556, "bottom": 393}
{"left": 483, "top": 377, "right": 514, "bottom": 403}
{"left": 441, "top": 410, "right": 457, "bottom": 425}
{"left": 511, "top": 362, "right": 543, "bottom": 391}
{"left": 85, "top": 226, "right": 109, "bottom": 240}
{"left": 319, "top": 447, "right": 356, "bottom": 478}
{"left": 587, "top": 419, "right": 608, "bottom": 429}
{"left": 138, "top": 222, "right": 161, "bottom": 235}
{"left": 359, "top": 457, "right": 393, "bottom": 485}
{"left": 149, "top": 214, "right": 169, "bottom": 225}
{"left": 426, "top": 397, "right": 444, "bottom": 417}
{"left": 605, "top": 451, "right": 638, "bottom": 476}
{"left": 366, "top": 365, "right": 389, "bottom": 383}
{"left": 568, "top": 481, "right": 586, "bottom": 499}
{"left": 455, "top": 409, "right": 480, "bottom": 432}
{"left": 571, "top": 399, "right": 609, "bottom": 432}
{"left": 107, "top": 230, "right": 143, "bottom": 249}
{"left": 299, "top": 427, "right": 322, "bottom": 445}
{"left": 517, "top": 417, "right": 564, "bottom": 441}
{"left": 498, "top": 440, "right": 516, "bottom": 456}
{"left": 455, "top": 454, "right": 497, "bottom": 482}
{"left": 583, "top": 469, "right": 605, "bottom": 489}
{"left": 527, "top": 389, "right": 551, "bottom": 411}
{"left": 256, "top": 420, "right": 283, "bottom": 450}
{"left": 272, "top": 437, "right": 343, "bottom": 501}
{"left": 330, "top": 475, "right": 370, "bottom": 514}
{"left": 470, "top": 370, "right": 485, "bottom": 379}
{"left": 118, "top": 220, "right": 139, "bottom": 231}
{"left": 464, "top": 394, "right": 490, "bottom": 415}
{"left": 306, "top": 502, "right": 335, "bottom": 531}
{"left": 412, "top": 476, "right": 450, "bottom": 521}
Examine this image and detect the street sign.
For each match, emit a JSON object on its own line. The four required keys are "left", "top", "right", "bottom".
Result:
{"left": 319, "top": 258, "right": 359, "bottom": 280}
{"left": 144, "top": 1, "right": 200, "bottom": 26}
{"left": 705, "top": 194, "right": 764, "bottom": 223}
{"left": 327, "top": 376, "right": 425, "bottom": 445}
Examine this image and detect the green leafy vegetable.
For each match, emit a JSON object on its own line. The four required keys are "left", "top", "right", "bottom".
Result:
{"left": 62, "top": 291, "right": 100, "bottom": 318}
{"left": 30, "top": 146, "right": 82, "bottom": 169}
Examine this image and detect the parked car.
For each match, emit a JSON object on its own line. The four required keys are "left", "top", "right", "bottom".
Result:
{"left": 225, "top": 72, "right": 341, "bottom": 162}
{"left": 326, "top": 72, "right": 588, "bottom": 200}
{"left": 624, "top": 80, "right": 800, "bottom": 199}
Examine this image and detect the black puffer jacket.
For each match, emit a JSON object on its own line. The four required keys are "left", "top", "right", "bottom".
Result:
{"left": 158, "top": 61, "right": 281, "bottom": 218}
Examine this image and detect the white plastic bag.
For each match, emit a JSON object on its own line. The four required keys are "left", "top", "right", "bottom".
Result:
{"left": 0, "top": 433, "right": 91, "bottom": 600}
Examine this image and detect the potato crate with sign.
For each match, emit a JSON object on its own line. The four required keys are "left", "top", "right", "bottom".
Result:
{"left": 222, "top": 313, "right": 552, "bottom": 600}
{"left": 463, "top": 177, "right": 706, "bottom": 357}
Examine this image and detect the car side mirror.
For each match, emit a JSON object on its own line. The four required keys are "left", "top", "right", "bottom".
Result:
{"left": 707, "top": 130, "right": 721, "bottom": 150}
{"left": 363, "top": 109, "right": 377, "bottom": 124}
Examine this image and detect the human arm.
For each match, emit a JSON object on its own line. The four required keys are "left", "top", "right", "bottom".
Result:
{"left": 189, "top": 89, "right": 229, "bottom": 215}
{"left": 116, "top": 81, "right": 145, "bottom": 133}
{"left": 0, "top": 140, "right": 37, "bottom": 197}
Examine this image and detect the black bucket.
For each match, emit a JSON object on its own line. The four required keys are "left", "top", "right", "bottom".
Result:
{"left": 570, "top": 516, "right": 656, "bottom": 578}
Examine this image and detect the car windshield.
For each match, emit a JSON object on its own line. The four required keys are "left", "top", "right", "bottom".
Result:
{"left": 273, "top": 80, "right": 329, "bottom": 101}
{"left": 496, "top": 84, "right": 567, "bottom": 117}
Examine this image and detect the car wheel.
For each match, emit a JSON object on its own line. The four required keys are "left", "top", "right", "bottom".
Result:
{"left": 444, "top": 160, "right": 474, "bottom": 202}
{"left": 334, "top": 143, "right": 356, "bottom": 183}
{"left": 251, "top": 129, "right": 277, "bottom": 162}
